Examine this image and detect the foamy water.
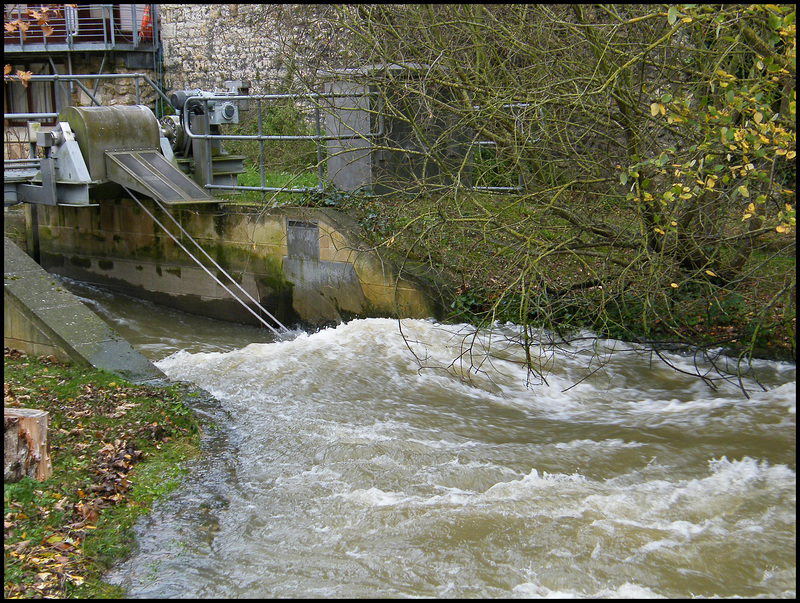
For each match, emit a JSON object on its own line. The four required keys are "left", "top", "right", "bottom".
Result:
{"left": 62, "top": 282, "right": 795, "bottom": 598}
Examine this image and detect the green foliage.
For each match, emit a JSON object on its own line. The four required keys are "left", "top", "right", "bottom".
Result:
{"left": 255, "top": 5, "right": 796, "bottom": 373}
{"left": 631, "top": 4, "right": 796, "bottom": 241}
{"left": 473, "top": 146, "right": 520, "bottom": 189}
{"left": 225, "top": 100, "right": 318, "bottom": 174}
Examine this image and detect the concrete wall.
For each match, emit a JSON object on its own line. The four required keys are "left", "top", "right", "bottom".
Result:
{"left": 19, "top": 201, "right": 443, "bottom": 328}
{"left": 4, "top": 236, "right": 165, "bottom": 383}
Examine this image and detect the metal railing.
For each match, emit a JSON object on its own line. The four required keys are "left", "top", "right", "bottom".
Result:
{"left": 468, "top": 102, "right": 537, "bottom": 193}
{"left": 181, "top": 92, "right": 527, "bottom": 197}
{"left": 3, "top": 4, "right": 158, "bottom": 52}
{"left": 3, "top": 72, "right": 170, "bottom": 162}
{"left": 181, "top": 92, "right": 385, "bottom": 196}
{"left": 3, "top": 72, "right": 171, "bottom": 116}
{"left": 6, "top": 79, "right": 529, "bottom": 197}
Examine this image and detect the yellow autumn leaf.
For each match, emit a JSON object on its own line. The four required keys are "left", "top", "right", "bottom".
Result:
{"left": 787, "top": 151, "right": 796, "bottom": 160}
{"left": 670, "top": 282, "right": 679, "bottom": 288}
{"left": 653, "top": 227, "right": 665, "bottom": 235}
{"left": 776, "top": 225, "right": 787, "bottom": 233}
{"left": 705, "top": 270, "right": 717, "bottom": 277}
{"left": 650, "top": 102, "right": 659, "bottom": 117}
{"left": 754, "top": 111, "right": 763, "bottom": 124}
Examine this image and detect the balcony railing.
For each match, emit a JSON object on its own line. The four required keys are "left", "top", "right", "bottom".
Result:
{"left": 3, "top": 4, "right": 157, "bottom": 53}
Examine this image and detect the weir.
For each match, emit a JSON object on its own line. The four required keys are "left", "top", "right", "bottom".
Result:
{"left": 4, "top": 99, "right": 444, "bottom": 329}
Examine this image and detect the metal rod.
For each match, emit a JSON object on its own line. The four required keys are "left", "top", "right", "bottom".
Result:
{"left": 123, "top": 186, "right": 288, "bottom": 336}
{"left": 314, "top": 106, "right": 324, "bottom": 191}
{"left": 3, "top": 113, "right": 59, "bottom": 120}
{"left": 2, "top": 73, "right": 174, "bottom": 110}
{"left": 204, "top": 185, "right": 319, "bottom": 194}
{"left": 147, "top": 194, "right": 289, "bottom": 334}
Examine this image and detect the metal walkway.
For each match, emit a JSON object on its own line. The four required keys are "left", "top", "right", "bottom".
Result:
{"left": 106, "top": 150, "right": 215, "bottom": 204}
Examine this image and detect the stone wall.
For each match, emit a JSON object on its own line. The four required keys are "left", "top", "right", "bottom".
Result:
{"left": 68, "top": 55, "right": 160, "bottom": 108}
{"left": 159, "top": 4, "right": 344, "bottom": 94}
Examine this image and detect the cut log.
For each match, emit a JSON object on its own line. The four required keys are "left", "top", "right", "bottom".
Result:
{"left": 4, "top": 408, "right": 53, "bottom": 482}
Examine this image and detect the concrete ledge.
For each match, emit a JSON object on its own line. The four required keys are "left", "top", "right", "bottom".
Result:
{"left": 4, "top": 236, "right": 165, "bottom": 383}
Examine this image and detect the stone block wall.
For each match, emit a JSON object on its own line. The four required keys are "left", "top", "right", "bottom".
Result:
{"left": 69, "top": 55, "right": 159, "bottom": 108}
{"left": 159, "top": 4, "right": 344, "bottom": 94}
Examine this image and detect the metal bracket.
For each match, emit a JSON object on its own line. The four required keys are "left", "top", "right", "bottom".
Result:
{"left": 17, "top": 156, "right": 58, "bottom": 206}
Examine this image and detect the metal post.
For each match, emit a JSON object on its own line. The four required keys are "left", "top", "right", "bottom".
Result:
{"left": 315, "top": 106, "right": 324, "bottom": 192}
{"left": 132, "top": 4, "right": 139, "bottom": 48}
{"left": 257, "top": 98, "right": 265, "bottom": 203}
{"left": 30, "top": 204, "right": 40, "bottom": 264}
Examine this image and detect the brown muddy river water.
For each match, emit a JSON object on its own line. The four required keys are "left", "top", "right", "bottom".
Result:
{"left": 65, "top": 279, "right": 796, "bottom": 598}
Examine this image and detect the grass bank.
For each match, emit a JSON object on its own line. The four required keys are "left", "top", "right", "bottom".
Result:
{"left": 3, "top": 348, "right": 205, "bottom": 599}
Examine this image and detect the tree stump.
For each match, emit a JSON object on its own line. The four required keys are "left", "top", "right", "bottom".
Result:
{"left": 4, "top": 409, "right": 53, "bottom": 482}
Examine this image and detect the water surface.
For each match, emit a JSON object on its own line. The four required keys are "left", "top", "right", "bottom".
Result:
{"left": 65, "top": 280, "right": 796, "bottom": 598}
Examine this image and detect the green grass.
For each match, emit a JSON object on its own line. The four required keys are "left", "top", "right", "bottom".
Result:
{"left": 4, "top": 350, "right": 205, "bottom": 599}
{"left": 225, "top": 165, "right": 321, "bottom": 205}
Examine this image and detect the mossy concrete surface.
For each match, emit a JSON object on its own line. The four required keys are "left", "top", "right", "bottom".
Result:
{"left": 4, "top": 236, "right": 165, "bottom": 383}
{"left": 21, "top": 200, "right": 444, "bottom": 326}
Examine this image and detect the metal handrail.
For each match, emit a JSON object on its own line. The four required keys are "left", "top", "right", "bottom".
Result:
{"left": 5, "top": 81, "right": 525, "bottom": 196}
{"left": 2, "top": 73, "right": 172, "bottom": 110}
{"left": 3, "top": 4, "right": 157, "bottom": 52}
{"left": 180, "top": 91, "right": 524, "bottom": 196}
{"left": 181, "top": 92, "right": 385, "bottom": 196}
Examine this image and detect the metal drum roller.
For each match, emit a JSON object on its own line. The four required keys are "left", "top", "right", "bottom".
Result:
{"left": 12, "top": 102, "right": 218, "bottom": 206}
{"left": 58, "top": 105, "right": 160, "bottom": 182}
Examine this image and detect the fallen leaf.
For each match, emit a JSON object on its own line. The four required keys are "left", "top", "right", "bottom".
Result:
{"left": 44, "top": 534, "right": 63, "bottom": 545}
{"left": 15, "top": 540, "right": 31, "bottom": 554}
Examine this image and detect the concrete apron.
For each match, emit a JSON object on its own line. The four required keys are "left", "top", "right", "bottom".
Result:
{"left": 4, "top": 236, "right": 165, "bottom": 383}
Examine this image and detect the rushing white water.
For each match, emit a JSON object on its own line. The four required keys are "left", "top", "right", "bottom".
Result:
{"left": 64, "top": 281, "right": 795, "bottom": 598}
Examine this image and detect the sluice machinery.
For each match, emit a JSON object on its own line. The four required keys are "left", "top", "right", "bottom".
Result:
{"left": 4, "top": 89, "right": 244, "bottom": 207}
{"left": 4, "top": 94, "right": 289, "bottom": 335}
